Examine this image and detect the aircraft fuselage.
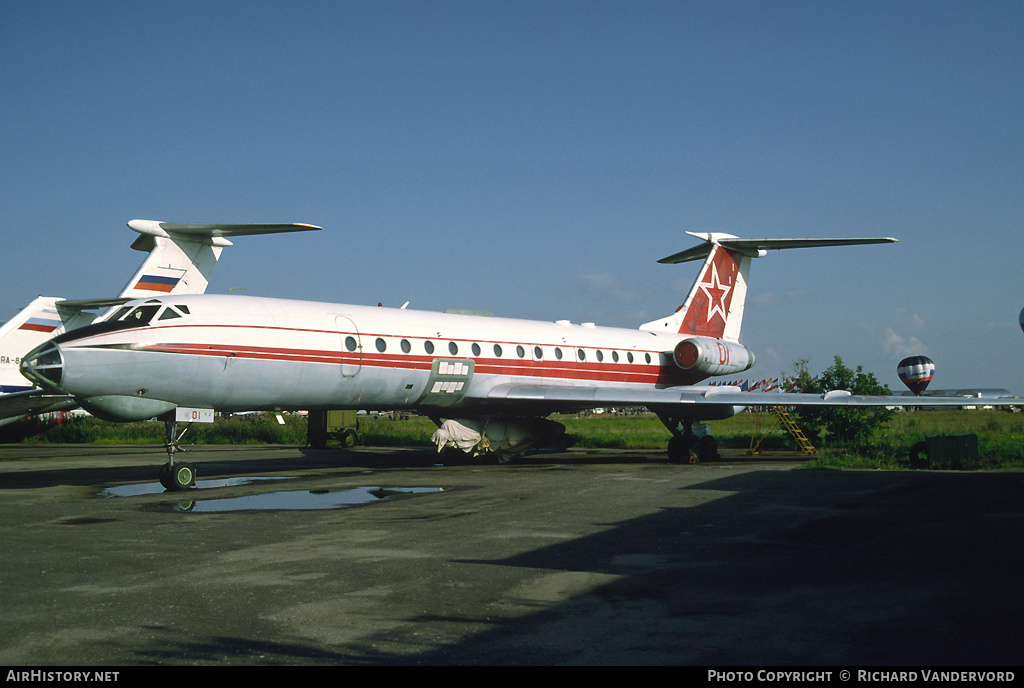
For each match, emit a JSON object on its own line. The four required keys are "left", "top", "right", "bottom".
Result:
{"left": 23, "top": 294, "right": 735, "bottom": 421}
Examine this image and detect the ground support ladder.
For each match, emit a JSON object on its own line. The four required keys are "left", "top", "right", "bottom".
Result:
{"left": 748, "top": 407, "right": 817, "bottom": 456}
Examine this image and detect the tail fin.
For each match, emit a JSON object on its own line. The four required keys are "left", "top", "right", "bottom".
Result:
{"left": 640, "top": 232, "right": 897, "bottom": 341}
{"left": 640, "top": 233, "right": 750, "bottom": 341}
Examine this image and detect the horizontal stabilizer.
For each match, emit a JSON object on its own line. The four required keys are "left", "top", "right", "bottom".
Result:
{"left": 658, "top": 232, "right": 897, "bottom": 264}
{"left": 56, "top": 298, "right": 131, "bottom": 310}
{"left": 128, "top": 219, "right": 320, "bottom": 244}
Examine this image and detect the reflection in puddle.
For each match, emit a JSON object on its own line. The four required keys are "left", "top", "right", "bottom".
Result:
{"left": 176, "top": 486, "right": 442, "bottom": 512}
{"left": 98, "top": 476, "right": 293, "bottom": 498}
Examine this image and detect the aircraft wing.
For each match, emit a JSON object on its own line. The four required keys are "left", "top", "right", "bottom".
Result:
{"left": 482, "top": 383, "right": 1020, "bottom": 411}
{"left": 0, "top": 390, "right": 78, "bottom": 426}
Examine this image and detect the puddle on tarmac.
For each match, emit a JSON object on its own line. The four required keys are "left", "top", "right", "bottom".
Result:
{"left": 97, "top": 475, "right": 442, "bottom": 513}
{"left": 98, "top": 476, "right": 294, "bottom": 498}
{"left": 175, "top": 486, "right": 443, "bottom": 512}
{"left": 97, "top": 478, "right": 442, "bottom": 512}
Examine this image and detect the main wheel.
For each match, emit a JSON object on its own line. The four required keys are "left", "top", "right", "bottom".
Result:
{"left": 696, "top": 435, "right": 718, "bottom": 463}
{"left": 668, "top": 435, "right": 691, "bottom": 464}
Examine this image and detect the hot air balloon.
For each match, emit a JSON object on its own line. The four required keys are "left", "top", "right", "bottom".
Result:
{"left": 898, "top": 355, "right": 935, "bottom": 396}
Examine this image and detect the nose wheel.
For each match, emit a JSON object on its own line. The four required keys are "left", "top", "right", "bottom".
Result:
{"left": 159, "top": 462, "right": 196, "bottom": 491}
{"left": 159, "top": 415, "right": 196, "bottom": 491}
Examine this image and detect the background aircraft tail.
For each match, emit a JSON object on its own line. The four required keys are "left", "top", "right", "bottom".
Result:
{"left": 0, "top": 296, "right": 68, "bottom": 394}
{"left": 640, "top": 232, "right": 897, "bottom": 342}
{"left": 118, "top": 219, "right": 320, "bottom": 299}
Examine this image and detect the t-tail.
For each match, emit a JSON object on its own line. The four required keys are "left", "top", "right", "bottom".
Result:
{"left": 119, "top": 219, "right": 320, "bottom": 299}
{"left": 640, "top": 232, "right": 898, "bottom": 343}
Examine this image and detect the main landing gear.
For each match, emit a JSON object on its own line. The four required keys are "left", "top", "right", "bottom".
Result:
{"left": 659, "top": 415, "right": 720, "bottom": 464}
{"left": 159, "top": 415, "right": 196, "bottom": 491}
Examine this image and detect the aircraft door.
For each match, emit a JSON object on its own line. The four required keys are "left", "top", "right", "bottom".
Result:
{"left": 335, "top": 316, "right": 361, "bottom": 377}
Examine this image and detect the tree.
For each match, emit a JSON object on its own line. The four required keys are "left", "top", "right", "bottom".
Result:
{"left": 787, "top": 356, "right": 896, "bottom": 444}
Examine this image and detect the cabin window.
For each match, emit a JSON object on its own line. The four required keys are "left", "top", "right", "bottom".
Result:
{"left": 534, "top": 346, "right": 543, "bottom": 360}
{"left": 578, "top": 349, "right": 586, "bottom": 361}
{"left": 627, "top": 352, "right": 634, "bottom": 363}
{"left": 375, "top": 338, "right": 387, "bottom": 352}
{"left": 493, "top": 344, "right": 503, "bottom": 357}
{"left": 612, "top": 351, "right": 620, "bottom": 363}
{"left": 471, "top": 343, "right": 481, "bottom": 357}
{"left": 555, "top": 347, "right": 563, "bottom": 360}
{"left": 596, "top": 350, "right": 604, "bottom": 362}
{"left": 645, "top": 353, "right": 652, "bottom": 364}
{"left": 424, "top": 340, "right": 435, "bottom": 354}
{"left": 448, "top": 342, "right": 459, "bottom": 355}
{"left": 345, "top": 336, "right": 358, "bottom": 352}
{"left": 400, "top": 339, "right": 412, "bottom": 353}
{"left": 516, "top": 345, "right": 525, "bottom": 358}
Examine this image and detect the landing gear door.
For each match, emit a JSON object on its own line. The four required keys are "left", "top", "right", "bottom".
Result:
{"left": 335, "top": 316, "right": 361, "bottom": 377}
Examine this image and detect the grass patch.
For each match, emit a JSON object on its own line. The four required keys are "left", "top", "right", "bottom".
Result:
{"left": 801, "top": 410, "right": 1024, "bottom": 470}
{"left": 4, "top": 414, "right": 309, "bottom": 446}
{"left": 4, "top": 409, "right": 1022, "bottom": 470}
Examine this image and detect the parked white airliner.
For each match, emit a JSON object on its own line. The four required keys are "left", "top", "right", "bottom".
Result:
{"left": 0, "top": 219, "right": 319, "bottom": 424}
{"left": 19, "top": 231, "right": 1018, "bottom": 489}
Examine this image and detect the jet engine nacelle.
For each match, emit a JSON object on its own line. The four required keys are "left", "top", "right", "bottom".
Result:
{"left": 672, "top": 338, "right": 755, "bottom": 376}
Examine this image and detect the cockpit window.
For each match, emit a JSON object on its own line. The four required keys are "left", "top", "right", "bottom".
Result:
{"left": 107, "top": 306, "right": 133, "bottom": 322}
{"left": 122, "top": 305, "right": 160, "bottom": 325}
{"left": 52, "top": 301, "right": 167, "bottom": 344}
{"left": 158, "top": 308, "right": 181, "bottom": 321}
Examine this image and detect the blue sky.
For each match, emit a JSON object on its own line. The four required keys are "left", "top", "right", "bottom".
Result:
{"left": 3, "top": 1, "right": 1022, "bottom": 394}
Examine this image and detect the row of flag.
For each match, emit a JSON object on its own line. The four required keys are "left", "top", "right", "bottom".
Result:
{"left": 708, "top": 377, "right": 801, "bottom": 392}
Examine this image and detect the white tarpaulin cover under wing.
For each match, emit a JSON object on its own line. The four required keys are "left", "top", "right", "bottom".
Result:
{"left": 432, "top": 418, "right": 539, "bottom": 457}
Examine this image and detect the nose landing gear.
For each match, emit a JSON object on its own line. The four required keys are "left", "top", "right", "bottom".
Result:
{"left": 159, "top": 415, "right": 196, "bottom": 491}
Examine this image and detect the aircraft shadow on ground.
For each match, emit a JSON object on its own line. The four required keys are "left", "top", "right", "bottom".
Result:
{"left": 101, "top": 467, "right": 1024, "bottom": 666}
{"left": 405, "top": 470, "right": 1023, "bottom": 665}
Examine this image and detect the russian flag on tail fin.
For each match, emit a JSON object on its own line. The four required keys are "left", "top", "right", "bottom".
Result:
{"left": 18, "top": 316, "right": 61, "bottom": 333}
{"left": 133, "top": 274, "right": 182, "bottom": 293}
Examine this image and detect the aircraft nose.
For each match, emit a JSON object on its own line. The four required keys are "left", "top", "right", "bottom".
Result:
{"left": 20, "top": 342, "right": 65, "bottom": 391}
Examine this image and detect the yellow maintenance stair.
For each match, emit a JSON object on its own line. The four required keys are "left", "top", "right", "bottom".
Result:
{"left": 749, "top": 407, "right": 817, "bottom": 456}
